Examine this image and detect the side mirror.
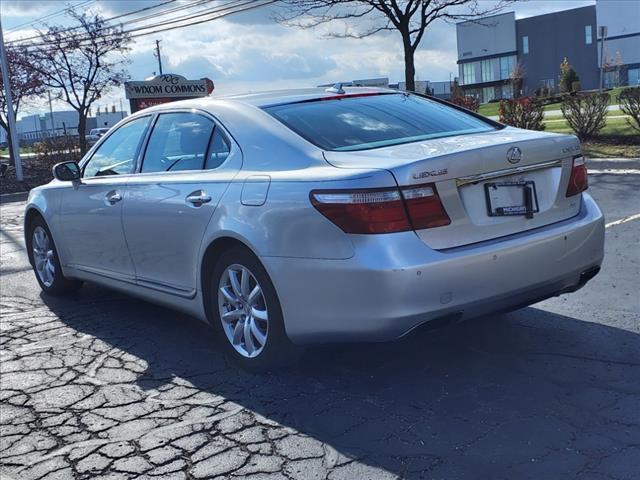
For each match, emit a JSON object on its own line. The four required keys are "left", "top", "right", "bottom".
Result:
{"left": 52, "top": 161, "right": 81, "bottom": 182}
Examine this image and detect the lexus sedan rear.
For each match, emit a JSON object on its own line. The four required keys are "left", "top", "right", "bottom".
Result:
{"left": 25, "top": 88, "right": 604, "bottom": 370}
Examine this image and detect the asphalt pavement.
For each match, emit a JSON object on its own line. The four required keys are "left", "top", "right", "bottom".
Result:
{"left": 1, "top": 159, "right": 639, "bottom": 480}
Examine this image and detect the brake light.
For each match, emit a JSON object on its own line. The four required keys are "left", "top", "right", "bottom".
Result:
{"left": 401, "top": 185, "right": 451, "bottom": 229}
{"left": 566, "top": 156, "right": 588, "bottom": 197}
{"left": 310, "top": 188, "right": 410, "bottom": 234}
{"left": 310, "top": 183, "right": 449, "bottom": 234}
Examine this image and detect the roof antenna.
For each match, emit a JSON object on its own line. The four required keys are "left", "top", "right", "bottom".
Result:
{"left": 325, "top": 82, "right": 345, "bottom": 94}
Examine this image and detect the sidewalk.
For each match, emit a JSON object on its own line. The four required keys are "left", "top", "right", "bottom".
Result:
{"left": 488, "top": 104, "right": 624, "bottom": 122}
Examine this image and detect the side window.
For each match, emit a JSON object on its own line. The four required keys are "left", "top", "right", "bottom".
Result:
{"left": 83, "top": 116, "right": 150, "bottom": 177}
{"left": 205, "top": 129, "right": 231, "bottom": 169}
{"left": 141, "top": 113, "right": 213, "bottom": 173}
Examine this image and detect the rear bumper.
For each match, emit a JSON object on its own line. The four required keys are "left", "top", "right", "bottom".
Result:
{"left": 262, "top": 193, "right": 604, "bottom": 344}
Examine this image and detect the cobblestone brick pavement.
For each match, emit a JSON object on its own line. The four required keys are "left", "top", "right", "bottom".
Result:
{"left": 1, "top": 169, "right": 639, "bottom": 479}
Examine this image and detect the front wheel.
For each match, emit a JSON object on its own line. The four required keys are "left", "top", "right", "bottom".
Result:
{"left": 27, "top": 217, "right": 82, "bottom": 295}
{"left": 209, "top": 246, "right": 301, "bottom": 371}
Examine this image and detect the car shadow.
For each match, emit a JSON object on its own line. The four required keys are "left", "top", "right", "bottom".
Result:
{"left": 41, "top": 285, "right": 640, "bottom": 478}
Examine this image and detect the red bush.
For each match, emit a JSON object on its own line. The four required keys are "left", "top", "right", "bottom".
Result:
{"left": 499, "top": 97, "right": 545, "bottom": 130}
{"left": 449, "top": 96, "right": 479, "bottom": 112}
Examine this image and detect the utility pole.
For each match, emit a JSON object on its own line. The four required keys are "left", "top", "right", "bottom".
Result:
{"left": 0, "top": 18, "right": 23, "bottom": 181}
{"left": 599, "top": 25, "right": 607, "bottom": 92}
{"left": 155, "top": 40, "right": 163, "bottom": 75}
{"left": 48, "top": 91, "right": 55, "bottom": 137}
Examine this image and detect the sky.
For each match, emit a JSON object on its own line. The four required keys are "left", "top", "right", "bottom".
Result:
{"left": 1, "top": 0, "right": 595, "bottom": 117}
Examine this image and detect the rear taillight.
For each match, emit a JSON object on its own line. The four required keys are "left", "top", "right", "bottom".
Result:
{"left": 310, "top": 188, "right": 410, "bottom": 234}
{"left": 566, "top": 156, "right": 588, "bottom": 197}
{"left": 401, "top": 185, "right": 451, "bottom": 229}
{"left": 310, "top": 183, "right": 449, "bottom": 234}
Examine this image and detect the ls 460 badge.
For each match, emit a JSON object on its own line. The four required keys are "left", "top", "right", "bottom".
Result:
{"left": 412, "top": 168, "right": 448, "bottom": 179}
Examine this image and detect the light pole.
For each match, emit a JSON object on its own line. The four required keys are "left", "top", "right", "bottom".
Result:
{"left": 48, "top": 91, "right": 55, "bottom": 137}
{"left": 155, "top": 40, "right": 163, "bottom": 75}
{"left": 0, "top": 18, "right": 23, "bottom": 181}
{"left": 599, "top": 25, "right": 608, "bottom": 92}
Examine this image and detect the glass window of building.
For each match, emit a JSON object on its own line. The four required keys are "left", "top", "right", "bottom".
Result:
{"left": 585, "top": 25, "right": 592, "bottom": 45}
{"left": 522, "top": 36, "right": 529, "bottom": 54}
{"left": 500, "top": 56, "right": 515, "bottom": 80}
{"left": 481, "top": 60, "right": 492, "bottom": 82}
{"left": 629, "top": 68, "right": 640, "bottom": 86}
{"left": 501, "top": 84, "right": 513, "bottom": 99}
{"left": 482, "top": 86, "right": 495, "bottom": 103}
{"left": 604, "top": 71, "right": 619, "bottom": 88}
{"left": 463, "top": 63, "right": 475, "bottom": 85}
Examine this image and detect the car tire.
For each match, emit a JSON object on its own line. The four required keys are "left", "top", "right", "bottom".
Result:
{"left": 209, "top": 246, "right": 302, "bottom": 371}
{"left": 26, "top": 216, "right": 82, "bottom": 296}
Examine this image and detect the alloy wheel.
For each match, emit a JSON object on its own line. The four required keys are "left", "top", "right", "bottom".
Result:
{"left": 218, "top": 263, "right": 269, "bottom": 358}
{"left": 32, "top": 226, "right": 55, "bottom": 287}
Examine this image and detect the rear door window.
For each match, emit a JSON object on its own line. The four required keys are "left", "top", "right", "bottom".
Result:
{"left": 264, "top": 93, "right": 495, "bottom": 151}
{"left": 205, "top": 129, "right": 231, "bottom": 169}
{"left": 141, "top": 113, "right": 214, "bottom": 173}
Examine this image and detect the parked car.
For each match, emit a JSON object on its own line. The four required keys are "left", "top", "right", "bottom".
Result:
{"left": 86, "top": 127, "right": 110, "bottom": 146}
{"left": 24, "top": 88, "right": 604, "bottom": 370}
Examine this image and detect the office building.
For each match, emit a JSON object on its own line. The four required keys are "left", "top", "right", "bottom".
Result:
{"left": 456, "top": 1, "right": 639, "bottom": 102}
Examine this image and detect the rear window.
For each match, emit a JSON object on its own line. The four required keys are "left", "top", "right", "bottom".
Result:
{"left": 264, "top": 93, "right": 495, "bottom": 151}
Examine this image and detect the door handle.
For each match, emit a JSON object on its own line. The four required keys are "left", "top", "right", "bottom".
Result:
{"left": 185, "top": 190, "right": 212, "bottom": 207}
{"left": 105, "top": 191, "right": 122, "bottom": 205}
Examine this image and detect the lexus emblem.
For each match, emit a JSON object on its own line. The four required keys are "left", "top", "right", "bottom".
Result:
{"left": 506, "top": 147, "right": 522, "bottom": 164}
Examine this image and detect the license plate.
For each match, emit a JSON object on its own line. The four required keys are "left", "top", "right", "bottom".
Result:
{"left": 484, "top": 181, "right": 539, "bottom": 217}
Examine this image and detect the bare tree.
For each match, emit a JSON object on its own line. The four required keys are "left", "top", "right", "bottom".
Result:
{"left": 29, "top": 10, "right": 130, "bottom": 154}
{"left": 0, "top": 45, "right": 45, "bottom": 164}
{"left": 509, "top": 60, "right": 525, "bottom": 98}
{"left": 277, "top": 0, "right": 516, "bottom": 91}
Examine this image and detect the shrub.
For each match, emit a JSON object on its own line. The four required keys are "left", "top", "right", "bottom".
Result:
{"left": 559, "top": 58, "right": 581, "bottom": 93}
{"left": 560, "top": 92, "right": 610, "bottom": 140}
{"left": 619, "top": 87, "right": 640, "bottom": 133}
{"left": 32, "top": 136, "right": 81, "bottom": 167}
{"left": 449, "top": 95, "right": 479, "bottom": 112}
{"left": 541, "top": 94, "right": 565, "bottom": 106}
{"left": 498, "top": 97, "right": 545, "bottom": 130}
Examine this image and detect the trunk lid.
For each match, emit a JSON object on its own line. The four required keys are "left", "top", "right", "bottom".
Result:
{"left": 323, "top": 127, "right": 584, "bottom": 249}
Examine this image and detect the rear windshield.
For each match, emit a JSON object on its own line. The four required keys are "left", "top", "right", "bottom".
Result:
{"left": 264, "top": 93, "right": 495, "bottom": 151}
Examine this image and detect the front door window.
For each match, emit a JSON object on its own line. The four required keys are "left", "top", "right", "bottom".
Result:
{"left": 83, "top": 116, "right": 150, "bottom": 177}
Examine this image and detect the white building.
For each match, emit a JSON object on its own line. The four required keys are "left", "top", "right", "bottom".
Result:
{"left": 317, "top": 77, "right": 390, "bottom": 88}
{"left": 0, "top": 110, "right": 127, "bottom": 144}
{"left": 397, "top": 80, "right": 452, "bottom": 99}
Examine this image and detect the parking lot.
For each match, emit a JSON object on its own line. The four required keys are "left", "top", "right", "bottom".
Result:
{"left": 1, "top": 158, "right": 639, "bottom": 480}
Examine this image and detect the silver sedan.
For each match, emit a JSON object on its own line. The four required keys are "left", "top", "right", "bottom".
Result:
{"left": 25, "top": 88, "right": 604, "bottom": 370}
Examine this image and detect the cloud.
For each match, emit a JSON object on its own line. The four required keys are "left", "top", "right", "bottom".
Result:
{"left": 0, "top": 0, "right": 52, "bottom": 18}
{"left": 93, "top": 0, "right": 167, "bottom": 17}
{"left": 4, "top": 0, "right": 598, "bottom": 115}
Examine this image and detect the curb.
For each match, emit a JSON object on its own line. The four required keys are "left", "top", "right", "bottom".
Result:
{"left": 0, "top": 191, "right": 29, "bottom": 204}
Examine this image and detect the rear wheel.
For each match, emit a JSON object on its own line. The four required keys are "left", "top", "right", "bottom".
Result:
{"left": 27, "top": 216, "right": 82, "bottom": 295}
{"left": 209, "top": 246, "right": 301, "bottom": 371}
